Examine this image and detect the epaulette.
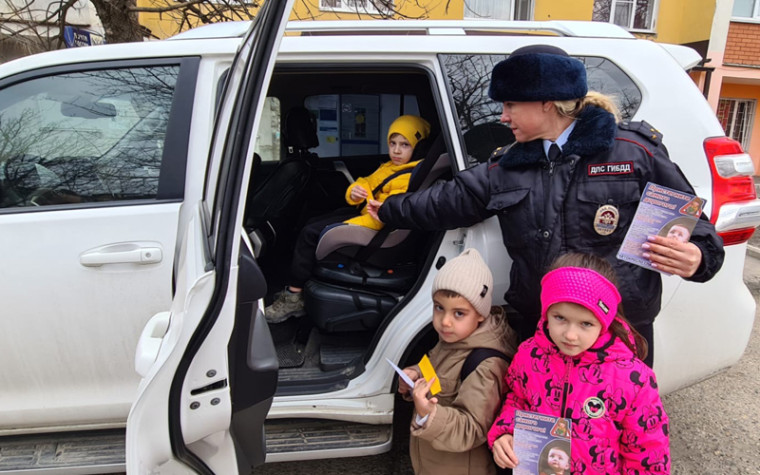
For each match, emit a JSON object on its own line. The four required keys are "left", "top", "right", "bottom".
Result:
{"left": 619, "top": 120, "right": 663, "bottom": 146}
{"left": 489, "top": 143, "right": 515, "bottom": 161}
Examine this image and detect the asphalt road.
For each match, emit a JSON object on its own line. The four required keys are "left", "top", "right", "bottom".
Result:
{"left": 259, "top": 253, "right": 760, "bottom": 475}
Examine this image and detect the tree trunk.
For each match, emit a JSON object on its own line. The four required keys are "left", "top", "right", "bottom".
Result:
{"left": 91, "top": 0, "right": 144, "bottom": 44}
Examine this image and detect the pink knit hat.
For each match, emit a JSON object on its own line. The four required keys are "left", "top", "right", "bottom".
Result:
{"left": 540, "top": 267, "right": 621, "bottom": 332}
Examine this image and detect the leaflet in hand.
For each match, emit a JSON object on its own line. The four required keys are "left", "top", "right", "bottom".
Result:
{"left": 386, "top": 358, "right": 415, "bottom": 388}
{"left": 513, "top": 410, "right": 572, "bottom": 475}
{"left": 616, "top": 182, "right": 705, "bottom": 275}
{"left": 417, "top": 354, "right": 442, "bottom": 395}
{"left": 386, "top": 355, "right": 441, "bottom": 395}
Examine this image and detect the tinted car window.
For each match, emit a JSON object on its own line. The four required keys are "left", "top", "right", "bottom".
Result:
{"left": 441, "top": 54, "right": 642, "bottom": 164}
{"left": 0, "top": 65, "right": 179, "bottom": 207}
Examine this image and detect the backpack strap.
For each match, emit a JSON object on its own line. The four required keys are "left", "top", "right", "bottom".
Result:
{"left": 460, "top": 348, "right": 509, "bottom": 382}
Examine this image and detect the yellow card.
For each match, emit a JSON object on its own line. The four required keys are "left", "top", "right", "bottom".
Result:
{"left": 418, "top": 354, "right": 441, "bottom": 396}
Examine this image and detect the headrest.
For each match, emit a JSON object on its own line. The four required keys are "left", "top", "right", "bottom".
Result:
{"left": 464, "top": 123, "right": 515, "bottom": 163}
{"left": 284, "top": 107, "right": 319, "bottom": 150}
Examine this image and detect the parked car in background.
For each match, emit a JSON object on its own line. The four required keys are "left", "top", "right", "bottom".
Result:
{"left": 1, "top": 1, "right": 758, "bottom": 472}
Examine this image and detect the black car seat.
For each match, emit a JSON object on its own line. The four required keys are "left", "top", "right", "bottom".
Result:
{"left": 244, "top": 106, "right": 319, "bottom": 252}
{"left": 304, "top": 134, "right": 452, "bottom": 333}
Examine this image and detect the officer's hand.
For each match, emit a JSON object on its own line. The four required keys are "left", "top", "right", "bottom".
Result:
{"left": 642, "top": 235, "right": 702, "bottom": 278}
{"left": 366, "top": 199, "right": 383, "bottom": 222}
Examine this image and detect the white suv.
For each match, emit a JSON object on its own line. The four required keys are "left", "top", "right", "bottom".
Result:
{"left": 0, "top": 1, "right": 758, "bottom": 472}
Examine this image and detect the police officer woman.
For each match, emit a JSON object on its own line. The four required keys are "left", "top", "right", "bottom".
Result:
{"left": 367, "top": 44, "right": 724, "bottom": 367}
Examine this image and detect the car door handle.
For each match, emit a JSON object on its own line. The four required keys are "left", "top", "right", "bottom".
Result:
{"left": 80, "top": 242, "right": 163, "bottom": 267}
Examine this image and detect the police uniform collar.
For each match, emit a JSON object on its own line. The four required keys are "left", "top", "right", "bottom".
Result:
{"left": 496, "top": 106, "right": 617, "bottom": 169}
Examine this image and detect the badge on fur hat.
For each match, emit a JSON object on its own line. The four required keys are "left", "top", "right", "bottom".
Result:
{"left": 594, "top": 205, "right": 619, "bottom": 236}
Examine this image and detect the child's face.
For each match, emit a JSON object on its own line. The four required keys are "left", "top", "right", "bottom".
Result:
{"left": 388, "top": 133, "right": 414, "bottom": 165}
{"left": 432, "top": 291, "right": 484, "bottom": 343}
{"left": 547, "top": 448, "right": 570, "bottom": 471}
{"left": 546, "top": 302, "right": 602, "bottom": 357}
{"left": 666, "top": 224, "right": 691, "bottom": 243}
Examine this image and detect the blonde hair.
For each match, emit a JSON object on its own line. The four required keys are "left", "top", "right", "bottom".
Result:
{"left": 553, "top": 91, "right": 621, "bottom": 123}
{"left": 548, "top": 252, "right": 648, "bottom": 360}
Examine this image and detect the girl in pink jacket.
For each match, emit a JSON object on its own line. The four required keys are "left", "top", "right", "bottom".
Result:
{"left": 488, "top": 253, "right": 670, "bottom": 474}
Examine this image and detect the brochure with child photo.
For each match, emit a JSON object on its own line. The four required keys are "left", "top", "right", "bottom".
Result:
{"left": 616, "top": 182, "right": 705, "bottom": 275}
{"left": 513, "top": 410, "right": 572, "bottom": 475}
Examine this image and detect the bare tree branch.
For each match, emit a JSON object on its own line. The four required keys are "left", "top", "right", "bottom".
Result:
{"left": 0, "top": 0, "right": 434, "bottom": 59}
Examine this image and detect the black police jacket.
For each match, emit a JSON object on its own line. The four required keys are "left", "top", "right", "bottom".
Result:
{"left": 378, "top": 105, "right": 724, "bottom": 331}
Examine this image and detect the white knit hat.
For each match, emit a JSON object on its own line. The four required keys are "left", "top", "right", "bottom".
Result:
{"left": 432, "top": 248, "right": 493, "bottom": 317}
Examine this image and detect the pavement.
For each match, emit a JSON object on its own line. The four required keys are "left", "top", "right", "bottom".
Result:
{"left": 665, "top": 247, "right": 760, "bottom": 475}
{"left": 746, "top": 226, "right": 760, "bottom": 260}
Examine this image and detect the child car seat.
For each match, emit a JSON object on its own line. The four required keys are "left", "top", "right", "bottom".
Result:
{"left": 304, "top": 135, "right": 451, "bottom": 333}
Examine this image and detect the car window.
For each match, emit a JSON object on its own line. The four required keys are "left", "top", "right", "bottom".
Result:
{"left": 254, "top": 96, "right": 282, "bottom": 162}
{"left": 0, "top": 65, "right": 180, "bottom": 208}
{"left": 440, "top": 54, "right": 642, "bottom": 165}
{"left": 304, "top": 93, "right": 420, "bottom": 158}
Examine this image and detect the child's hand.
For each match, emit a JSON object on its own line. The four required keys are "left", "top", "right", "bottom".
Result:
{"left": 492, "top": 434, "right": 519, "bottom": 469}
{"left": 366, "top": 199, "right": 383, "bottom": 222}
{"left": 412, "top": 376, "right": 439, "bottom": 418}
{"left": 398, "top": 367, "right": 419, "bottom": 396}
{"left": 349, "top": 185, "right": 369, "bottom": 202}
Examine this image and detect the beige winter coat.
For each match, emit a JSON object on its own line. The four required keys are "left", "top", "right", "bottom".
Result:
{"left": 408, "top": 308, "right": 517, "bottom": 475}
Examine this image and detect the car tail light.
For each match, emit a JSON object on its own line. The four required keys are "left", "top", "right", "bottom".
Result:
{"left": 704, "top": 137, "right": 759, "bottom": 245}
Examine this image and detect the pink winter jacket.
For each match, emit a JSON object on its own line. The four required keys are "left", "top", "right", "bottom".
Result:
{"left": 488, "top": 317, "right": 670, "bottom": 474}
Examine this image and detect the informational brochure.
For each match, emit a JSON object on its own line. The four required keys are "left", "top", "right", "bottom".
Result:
{"left": 616, "top": 182, "right": 705, "bottom": 275}
{"left": 513, "top": 410, "right": 572, "bottom": 475}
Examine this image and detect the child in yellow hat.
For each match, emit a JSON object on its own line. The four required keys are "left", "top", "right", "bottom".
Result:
{"left": 265, "top": 114, "right": 431, "bottom": 323}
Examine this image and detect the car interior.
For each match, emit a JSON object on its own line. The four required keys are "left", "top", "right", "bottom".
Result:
{"left": 242, "top": 65, "right": 457, "bottom": 394}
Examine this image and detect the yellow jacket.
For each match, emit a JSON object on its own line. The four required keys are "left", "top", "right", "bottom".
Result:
{"left": 344, "top": 159, "right": 421, "bottom": 230}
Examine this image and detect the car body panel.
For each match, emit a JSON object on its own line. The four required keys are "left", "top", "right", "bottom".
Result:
{"left": 0, "top": 17, "right": 753, "bottom": 471}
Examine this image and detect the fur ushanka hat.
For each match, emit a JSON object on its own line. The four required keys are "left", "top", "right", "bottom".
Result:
{"left": 488, "top": 44, "right": 588, "bottom": 102}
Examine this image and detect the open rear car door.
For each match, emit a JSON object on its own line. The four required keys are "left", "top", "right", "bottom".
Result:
{"left": 126, "top": 1, "right": 295, "bottom": 473}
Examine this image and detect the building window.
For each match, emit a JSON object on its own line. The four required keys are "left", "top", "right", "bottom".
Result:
{"left": 733, "top": 0, "right": 760, "bottom": 18}
{"left": 319, "top": 0, "right": 392, "bottom": 15}
{"left": 593, "top": 0, "right": 656, "bottom": 31}
{"left": 718, "top": 98, "right": 756, "bottom": 150}
{"left": 463, "top": 0, "right": 533, "bottom": 21}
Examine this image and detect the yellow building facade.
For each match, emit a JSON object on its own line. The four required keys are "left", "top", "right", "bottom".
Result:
{"left": 142, "top": 1, "right": 760, "bottom": 170}
{"left": 140, "top": 0, "right": 715, "bottom": 47}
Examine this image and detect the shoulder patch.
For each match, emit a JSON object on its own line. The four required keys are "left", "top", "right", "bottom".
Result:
{"left": 619, "top": 120, "right": 662, "bottom": 146}
{"left": 489, "top": 145, "right": 507, "bottom": 160}
{"left": 489, "top": 142, "right": 516, "bottom": 161}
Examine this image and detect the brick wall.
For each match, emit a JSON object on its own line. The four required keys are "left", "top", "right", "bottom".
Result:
{"left": 725, "top": 22, "right": 760, "bottom": 67}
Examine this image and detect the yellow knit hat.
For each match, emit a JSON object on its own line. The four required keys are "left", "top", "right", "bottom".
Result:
{"left": 387, "top": 115, "right": 431, "bottom": 150}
